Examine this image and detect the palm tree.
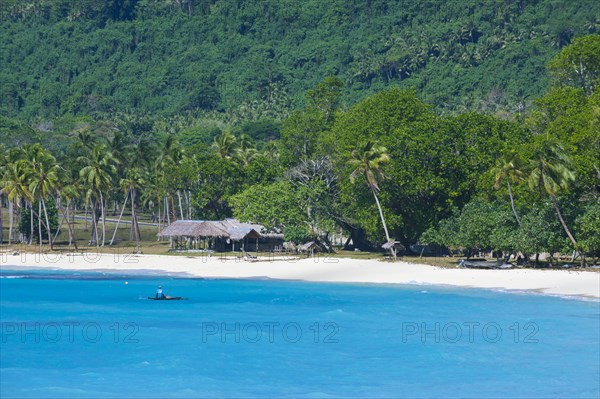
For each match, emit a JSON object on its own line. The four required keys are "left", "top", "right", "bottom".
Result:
{"left": 59, "top": 181, "right": 81, "bottom": 249}
{"left": 24, "top": 145, "right": 62, "bottom": 250}
{"left": 262, "top": 141, "right": 280, "bottom": 161}
{"left": 527, "top": 136, "right": 577, "bottom": 248}
{"left": 235, "top": 147, "right": 259, "bottom": 166}
{"left": 348, "top": 141, "right": 392, "bottom": 243}
{"left": 120, "top": 168, "right": 145, "bottom": 244}
{"left": 0, "top": 146, "right": 6, "bottom": 244}
{"left": 75, "top": 129, "right": 97, "bottom": 153}
{"left": 2, "top": 160, "right": 31, "bottom": 244}
{"left": 492, "top": 151, "right": 525, "bottom": 225}
{"left": 79, "top": 144, "right": 118, "bottom": 246}
{"left": 212, "top": 131, "right": 237, "bottom": 159}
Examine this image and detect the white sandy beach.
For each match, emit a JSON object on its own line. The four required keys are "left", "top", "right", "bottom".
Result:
{"left": 1, "top": 251, "right": 599, "bottom": 299}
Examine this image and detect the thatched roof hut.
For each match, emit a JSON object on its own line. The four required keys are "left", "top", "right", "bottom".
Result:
{"left": 157, "top": 220, "right": 228, "bottom": 238}
{"left": 381, "top": 241, "right": 405, "bottom": 251}
{"left": 299, "top": 241, "right": 320, "bottom": 252}
{"left": 158, "top": 219, "right": 261, "bottom": 240}
{"left": 157, "top": 219, "right": 281, "bottom": 252}
{"left": 228, "top": 227, "right": 262, "bottom": 241}
{"left": 382, "top": 240, "right": 405, "bottom": 259}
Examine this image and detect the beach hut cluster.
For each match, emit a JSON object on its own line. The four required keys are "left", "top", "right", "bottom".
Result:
{"left": 157, "top": 219, "right": 283, "bottom": 252}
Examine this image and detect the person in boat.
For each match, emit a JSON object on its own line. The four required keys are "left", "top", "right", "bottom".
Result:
{"left": 156, "top": 286, "right": 166, "bottom": 299}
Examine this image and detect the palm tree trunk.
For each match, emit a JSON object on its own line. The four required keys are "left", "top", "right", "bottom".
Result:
{"left": 171, "top": 196, "right": 177, "bottom": 222}
{"left": 91, "top": 200, "right": 99, "bottom": 247}
{"left": 42, "top": 199, "right": 53, "bottom": 250}
{"left": 165, "top": 196, "right": 171, "bottom": 225}
{"left": 8, "top": 199, "right": 13, "bottom": 245}
{"left": 29, "top": 201, "right": 33, "bottom": 245}
{"left": 84, "top": 200, "right": 89, "bottom": 231}
{"left": 177, "top": 190, "right": 185, "bottom": 220}
{"left": 38, "top": 201, "right": 42, "bottom": 247}
{"left": 552, "top": 197, "right": 577, "bottom": 248}
{"left": 371, "top": 187, "right": 391, "bottom": 242}
{"left": 62, "top": 199, "right": 76, "bottom": 249}
{"left": 186, "top": 190, "right": 192, "bottom": 219}
{"left": 100, "top": 192, "right": 106, "bottom": 246}
{"left": 110, "top": 190, "right": 129, "bottom": 246}
{"left": 157, "top": 196, "right": 162, "bottom": 241}
{"left": 130, "top": 190, "right": 135, "bottom": 241}
{"left": 0, "top": 194, "right": 3, "bottom": 245}
{"left": 132, "top": 189, "right": 141, "bottom": 244}
{"left": 507, "top": 181, "right": 521, "bottom": 225}
{"left": 53, "top": 204, "right": 66, "bottom": 242}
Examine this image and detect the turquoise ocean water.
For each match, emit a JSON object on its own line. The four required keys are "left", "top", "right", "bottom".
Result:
{"left": 1, "top": 268, "right": 599, "bottom": 398}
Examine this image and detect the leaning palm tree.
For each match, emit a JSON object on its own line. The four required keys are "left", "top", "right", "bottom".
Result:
{"left": 527, "top": 136, "right": 577, "bottom": 248}
{"left": 79, "top": 144, "right": 118, "bottom": 246}
{"left": 492, "top": 151, "right": 525, "bottom": 225}
{"left": 348, "top": 141, "right": 392, "bottom": 243}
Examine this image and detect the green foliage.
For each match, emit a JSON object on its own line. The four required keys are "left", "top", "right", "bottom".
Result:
{"left": 191, "top": 154, "right": 245, "bottom": 219}
{"left": 528, "top": 88, "right": 600, "bottom": 191}
{"left": 548, "top": 34, "right": 600, "bottom": 95}
{"left": 420, "top": 199, "right": 517, "bottom": 255}
{"left": 575, "top": 201, "right": 600, "bottom": 258}
{"left": 235, "top": 119, "right": 281, "bottom": 143}
{"left": 2, "top": 0, "right": 598, "bottom": 119}
{"left": 516, "top": 202, "right": 567, "bottom": 257}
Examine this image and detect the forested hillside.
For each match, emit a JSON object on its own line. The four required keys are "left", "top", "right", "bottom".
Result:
{"left": 1, "top": 0, "right": 598, "bottom": 120}
{"left": 1, "top": 1, "right": 599, "bottom": 263}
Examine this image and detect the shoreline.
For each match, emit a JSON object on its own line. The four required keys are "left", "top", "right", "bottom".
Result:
{"left": 1, "top": 252, "right": 599, "bottom": 300}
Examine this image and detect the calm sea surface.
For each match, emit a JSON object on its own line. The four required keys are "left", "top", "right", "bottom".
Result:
{"left": 1, "top": 268, "right": 599, "bottom": 398}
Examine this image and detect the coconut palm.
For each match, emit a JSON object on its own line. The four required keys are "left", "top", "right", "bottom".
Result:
{"left": 262, "top": 140, "right": 280, "bottom": 161}
{"left": 19, "top": 144, "right": 49, "bottom": 246}
{"left": 492, "top": 151, "right": 525, "bottom": 225}
{"left": 75, "top": 129, "right": 97, "bottom": 153}
{"left": 2, "top": 160, "right": 31, "bottom": 244}
{"left": 79, "top": 144, "right": 118, "bottom": 246}
{"left": 212, "top": 131, "right": 238, "bottom": 159}
{"left": 24, "top": 146, "right": 62, "bottom": 250}
{"left": 235, "top": 147, "right": 259, "bottom": 167}
{"left": 527, "top": 136, "right": 577, "bottom": 248}
{"left": 348, "top": 141, "right": 392, "bottom": 243}
{"left": 0, "top": 146, "right": 6, "bottom": 243}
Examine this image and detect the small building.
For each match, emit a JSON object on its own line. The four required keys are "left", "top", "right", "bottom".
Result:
{"left": 157, "top": 219, "right": 283, "bottom": 252}
{"left": 299, "top": 241, "right": 321, "bottom": 257}
{"left": 382, "top": 241, "right": 405, "bottom": 259}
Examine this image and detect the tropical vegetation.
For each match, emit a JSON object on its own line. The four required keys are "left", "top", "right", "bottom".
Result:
{"left": 1, "top": 2, "right": 599, "bottom": 266}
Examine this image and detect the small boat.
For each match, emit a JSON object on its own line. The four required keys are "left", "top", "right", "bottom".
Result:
{"left": 147, "top": 296, "right": 187, "bottom": 300}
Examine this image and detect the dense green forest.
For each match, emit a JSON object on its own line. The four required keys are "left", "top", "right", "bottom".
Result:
{"left": 1, "top": 0, "right": 599, "bottom": 121}
{"left": 1, "top": 1, "right": 599, "bottom": 264}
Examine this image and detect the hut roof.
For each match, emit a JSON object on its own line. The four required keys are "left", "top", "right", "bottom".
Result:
{"left": 157, "top": 220, "right": 228, "bottom": 238}
{"left": 157, "top": 220, "right": 203, "bottom": 237}
{"left": 157, "top": 219, "right": 264, "bottom": 240}
{"left": 228, "top": 227, "right": 261, "bottom": 241}
{"left": 300, "top": 241, "right": 319, "bottom": 251}
{"left": 382, "top": 241, "right": 406, "bottom": 250}
{"left": 194, "top": 222, "right": 229, "bottom": 237}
